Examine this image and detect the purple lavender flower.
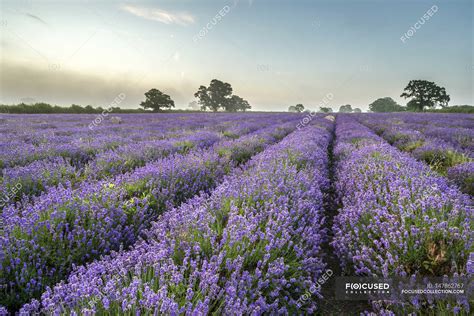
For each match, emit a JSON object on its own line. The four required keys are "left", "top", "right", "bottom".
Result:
{"left": 18, "top": 118, "right": 331, "bottom": 314}
{"left": 447, "top": 162, "right": 474, "bottom": 195}
{"left": 1, "top": 116, "right": 301, "bottom": 311}
{"left": 333, "top": 114, "right": 473, "bottom": 314}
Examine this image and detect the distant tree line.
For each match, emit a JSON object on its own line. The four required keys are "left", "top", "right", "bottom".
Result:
{"left": 288, "top": 104, "right": 305, "bottom": 113}
{"left": 287, "top": 79, "right": 472, "bottom": 113}
{"left": 1, "top": 78, "right": 252, "bottom": 114}
{"left": 426, "top": 105, "right": 474, "bottom": 113}
{"left": 140, "top": 79, "right": 251, "bottom": 112}
{"left": 338, "top": 104, "right": 362, "bottom": 113}
{"left": 368, "top": 97, "right": 405, "bottom": 112}
{"left": 319, "top": 107, "right": 333, "bottom": 113}
{"left": 0, "top": 103, "right": 147, "bottom": 114}
{"left": 2, "top": 79, "right": 472, "bottom": 114}
{"left": 287, "top": 103, "right": 362, "bottom": 113}
{"left": 370, "top": 80, "right": 453, "bottom": 112}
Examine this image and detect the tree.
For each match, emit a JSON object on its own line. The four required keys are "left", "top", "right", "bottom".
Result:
{"left": 319, "top": 107, "right": 333, "bottom": 113}
{"left": 400, "top": 80, "right": 450, "bottom": 111}
{"left": 353, "top": 108, "right": 362, "bottom": 113}
{"left": 369, "top": 97, "right": 404, "bottom": 112}
{"left": 140, "top": 89, "right": 174, "bottom": 112}
{"left": 194, "top": 79, "right": 233, "bottom": 112}
{"left": 228, "top": 95, "right": 251, "bottom": 112}
{"left": 289, "top": 104, "right": 304, "bottom": 113}
{"left": 85, "top": 105, "right": 95, "bottom": 112}
{"left": 70, "top": 104, "right": 86, "bottom": 113}
{"left": 338, "top": 104, "right": 353, "bottom": 113}
{"left": 194, "top": 86, "right": 213, "bottom": 111}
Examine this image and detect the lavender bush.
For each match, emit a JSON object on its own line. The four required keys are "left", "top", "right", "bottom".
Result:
{"left": 0, "top": 119, "right": 298, "bottom": 311}
{"left": 1, "top": 112, "right": 471, "bottom": 315}
{"left": 357, "top": 113, "right": 473, "bottom": 195}
{"left": 20, "top": 122, "right": 331, "bottom": 314}
{"left": 332, "top": 115, "right": 473, "bottom": 314}
{"left": 0, "top": 115, "right": 285, "bottom": 206}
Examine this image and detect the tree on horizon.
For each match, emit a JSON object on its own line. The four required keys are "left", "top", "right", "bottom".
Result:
{"left": 338, "top": 104, "right": 353, "bottom": 113}
{"left": 369, "top": 97, "right": 404, "bottom": 112}
{"left": 140, "top": 89, "right": 175, "bottom": 112}
{"left": 401, "top": 80, "right": 450, "bottom": 111}
{"left": 194, "top": 79, "right": 251, "bottom": 112}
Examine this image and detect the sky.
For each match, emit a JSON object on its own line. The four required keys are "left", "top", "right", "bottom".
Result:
{"left": 0, "top": 0, "right": 472, "bottom": 111}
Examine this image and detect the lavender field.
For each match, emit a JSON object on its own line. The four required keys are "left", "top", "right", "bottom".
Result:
{"left": 0, "top": 113, "right": 472, "bottom": 315}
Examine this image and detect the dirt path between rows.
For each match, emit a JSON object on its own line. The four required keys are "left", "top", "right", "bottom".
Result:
{"left": 316, "top": 118, "right": 371, "bottom": 315}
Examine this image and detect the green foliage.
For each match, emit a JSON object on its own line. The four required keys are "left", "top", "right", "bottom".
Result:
{"left": 318, "top": 106, "right": 333, "bottom": 113}
{"left": 228, "top": 95, "right": 251, "bottom": 112}
{"left": 401, "top": 80, "right": 450, "bottom": 111}
{"left": 338, "top": 104, "right": 353, "bottom": 113}
{"left": 222, "top": 131, "right": 239, "bottom": 139}
{"left": 140, "top": 88, "right": 175, "bottom": 112}
{"left": 194, "top": 79, "right": 251, "bottom": 112}
{"left": 295, "top": 104, "right": 304, "bottom": 112}
{"left": 369, "top": 97, "right": 405, "bottom": 112}
{"left": 194, "top": 81, "right": 225, "bottom": 112}
{"left": 399, "top": 140, "right": 424, "bottom": 152}
{"left": 0, "top": 103, "right": 146, "bottom": 114}
{"left": 454, "top": 173, "right": 474, "bottom": 195}
{"left": 173, "top": 140, "right": 195, "bottom": 154}
{"left": 288, "top": 104, "right": 304, "bottom": 113}
{"left": 426, "top": 105, "right": 474, "bottom": 113}
{"left": 418, "top": 150, "right": 471, "bottom": 174}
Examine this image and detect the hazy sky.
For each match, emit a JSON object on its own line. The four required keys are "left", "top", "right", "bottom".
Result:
{"left": 0, "top": 0, "right": 472, "bottom": 111}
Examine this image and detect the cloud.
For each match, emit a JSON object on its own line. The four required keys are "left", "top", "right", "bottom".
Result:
{"left": 120, "top": 4, "right": 195, "bottom": 26}
{"left": 0, "top": 59, "right": 193, "bottom": 108}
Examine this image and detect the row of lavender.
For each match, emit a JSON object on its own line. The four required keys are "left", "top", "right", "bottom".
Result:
{"left": 0, "top": 113, "right": 289, "bottom": 163}
{"left": 1, "top": 114, "right": 292, "bottom": 205}
{"left": 0, "top": 113, "right": 232, "bottom": 168}
{"left": 13, "top": 119, "right": 332, "bottom": 314}
{"left": 356, "top": 113, "right": 473, "bottom": 195}
{"left": 2, "top": 112, "right": 470, "bottom": 314}
{"left": 0, "top": 115, "right": 303, "bottom": 311}
{"left": 332, "top": 115, "right": 473, "bottom": 314}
